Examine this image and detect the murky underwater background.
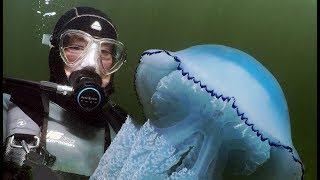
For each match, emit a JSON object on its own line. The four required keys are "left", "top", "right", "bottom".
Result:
{"left": 3, "top": 0, "right": 316, "bottom": 179}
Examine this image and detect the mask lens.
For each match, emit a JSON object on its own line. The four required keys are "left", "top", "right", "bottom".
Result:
{"left": 100, "top": 40, "right": 126, "bottom": 75}
{"left": 61, "top": 32, "right": 90, "bottom": 64}
{"left": 100, "top": 42, "right": 114, "bottom": 71}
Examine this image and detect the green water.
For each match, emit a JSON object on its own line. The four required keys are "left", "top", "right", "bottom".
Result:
{"left": 3, "top": 0, "right": 316, "bottom": 179}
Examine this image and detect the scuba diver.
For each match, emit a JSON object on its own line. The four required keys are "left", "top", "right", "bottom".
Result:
{"left": 3, "top": 7, "right": 128, "bottom": 179}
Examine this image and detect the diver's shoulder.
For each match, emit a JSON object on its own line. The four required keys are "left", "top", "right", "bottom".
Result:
{"left": 104, "top": 101, "right": 128, "bottom": 131}
{"left": 107, "top": 101, "right": 128, "bottom": 119}
{"left": 3, "top": 93, "right": 12, "bottom": 109}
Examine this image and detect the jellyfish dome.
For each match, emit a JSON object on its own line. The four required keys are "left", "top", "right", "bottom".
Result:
{"left": 91, "top": 44, "right": 304, "bottom": 180}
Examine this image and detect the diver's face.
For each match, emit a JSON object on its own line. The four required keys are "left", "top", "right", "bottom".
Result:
{"left": 62, "top": 34, "right": 114, "bottom": 88}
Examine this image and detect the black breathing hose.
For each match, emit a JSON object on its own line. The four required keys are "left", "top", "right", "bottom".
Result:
{"left": 3, "top": 76, "right": 73, "bottom": 96}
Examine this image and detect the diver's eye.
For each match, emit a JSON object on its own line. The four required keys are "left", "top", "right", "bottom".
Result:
{"left": 65, "top": 45, "right": 86, "bottom": 54}
{"left": 101, "top": 49, "right": 111, "bottom": 56}
{"left": 63, "top": 44, "right": 87, "bottom": 63}
{"left": 62, "top": 32, "right": 90, "bottom": 55}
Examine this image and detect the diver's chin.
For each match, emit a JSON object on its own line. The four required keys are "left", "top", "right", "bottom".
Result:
{"left": 101, "top": 76, "right": 111, "bottom": 88}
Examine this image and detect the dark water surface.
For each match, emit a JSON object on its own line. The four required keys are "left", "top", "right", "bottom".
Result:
{"left": 3, "top": 0, "right": 316, "bottom": 179}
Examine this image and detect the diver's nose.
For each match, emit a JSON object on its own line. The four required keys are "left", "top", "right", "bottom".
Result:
{"left": 80, "top": 43, "right": 99, "bottom": 69}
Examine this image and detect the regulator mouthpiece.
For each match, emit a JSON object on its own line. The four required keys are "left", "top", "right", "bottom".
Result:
{"left": 69, "top": 69, "right": 105, "bottom": 112}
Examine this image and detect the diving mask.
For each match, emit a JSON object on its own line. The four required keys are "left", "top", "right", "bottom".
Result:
{"left": 59, "top": 30, "right": 126, "bottom": 75}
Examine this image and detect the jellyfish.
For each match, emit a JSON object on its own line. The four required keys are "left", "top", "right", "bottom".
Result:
{"left": 90, "top": 44, "right": 304, "bottom": 180}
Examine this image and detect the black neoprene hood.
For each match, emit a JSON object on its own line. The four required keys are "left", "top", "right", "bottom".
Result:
{"left": 50, "top": 7, "right": 118, "bottom": 47}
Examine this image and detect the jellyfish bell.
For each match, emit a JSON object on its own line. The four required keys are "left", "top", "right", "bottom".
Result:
{"left": 135, "top": 44, "right": 303, "bottom": 179}
{"left": 91, "top": 44, "right": 304, "bottom": 180}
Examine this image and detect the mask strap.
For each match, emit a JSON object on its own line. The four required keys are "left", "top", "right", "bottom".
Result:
{"left": 42, "top": 34, "right": 53, "bottom": 47}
